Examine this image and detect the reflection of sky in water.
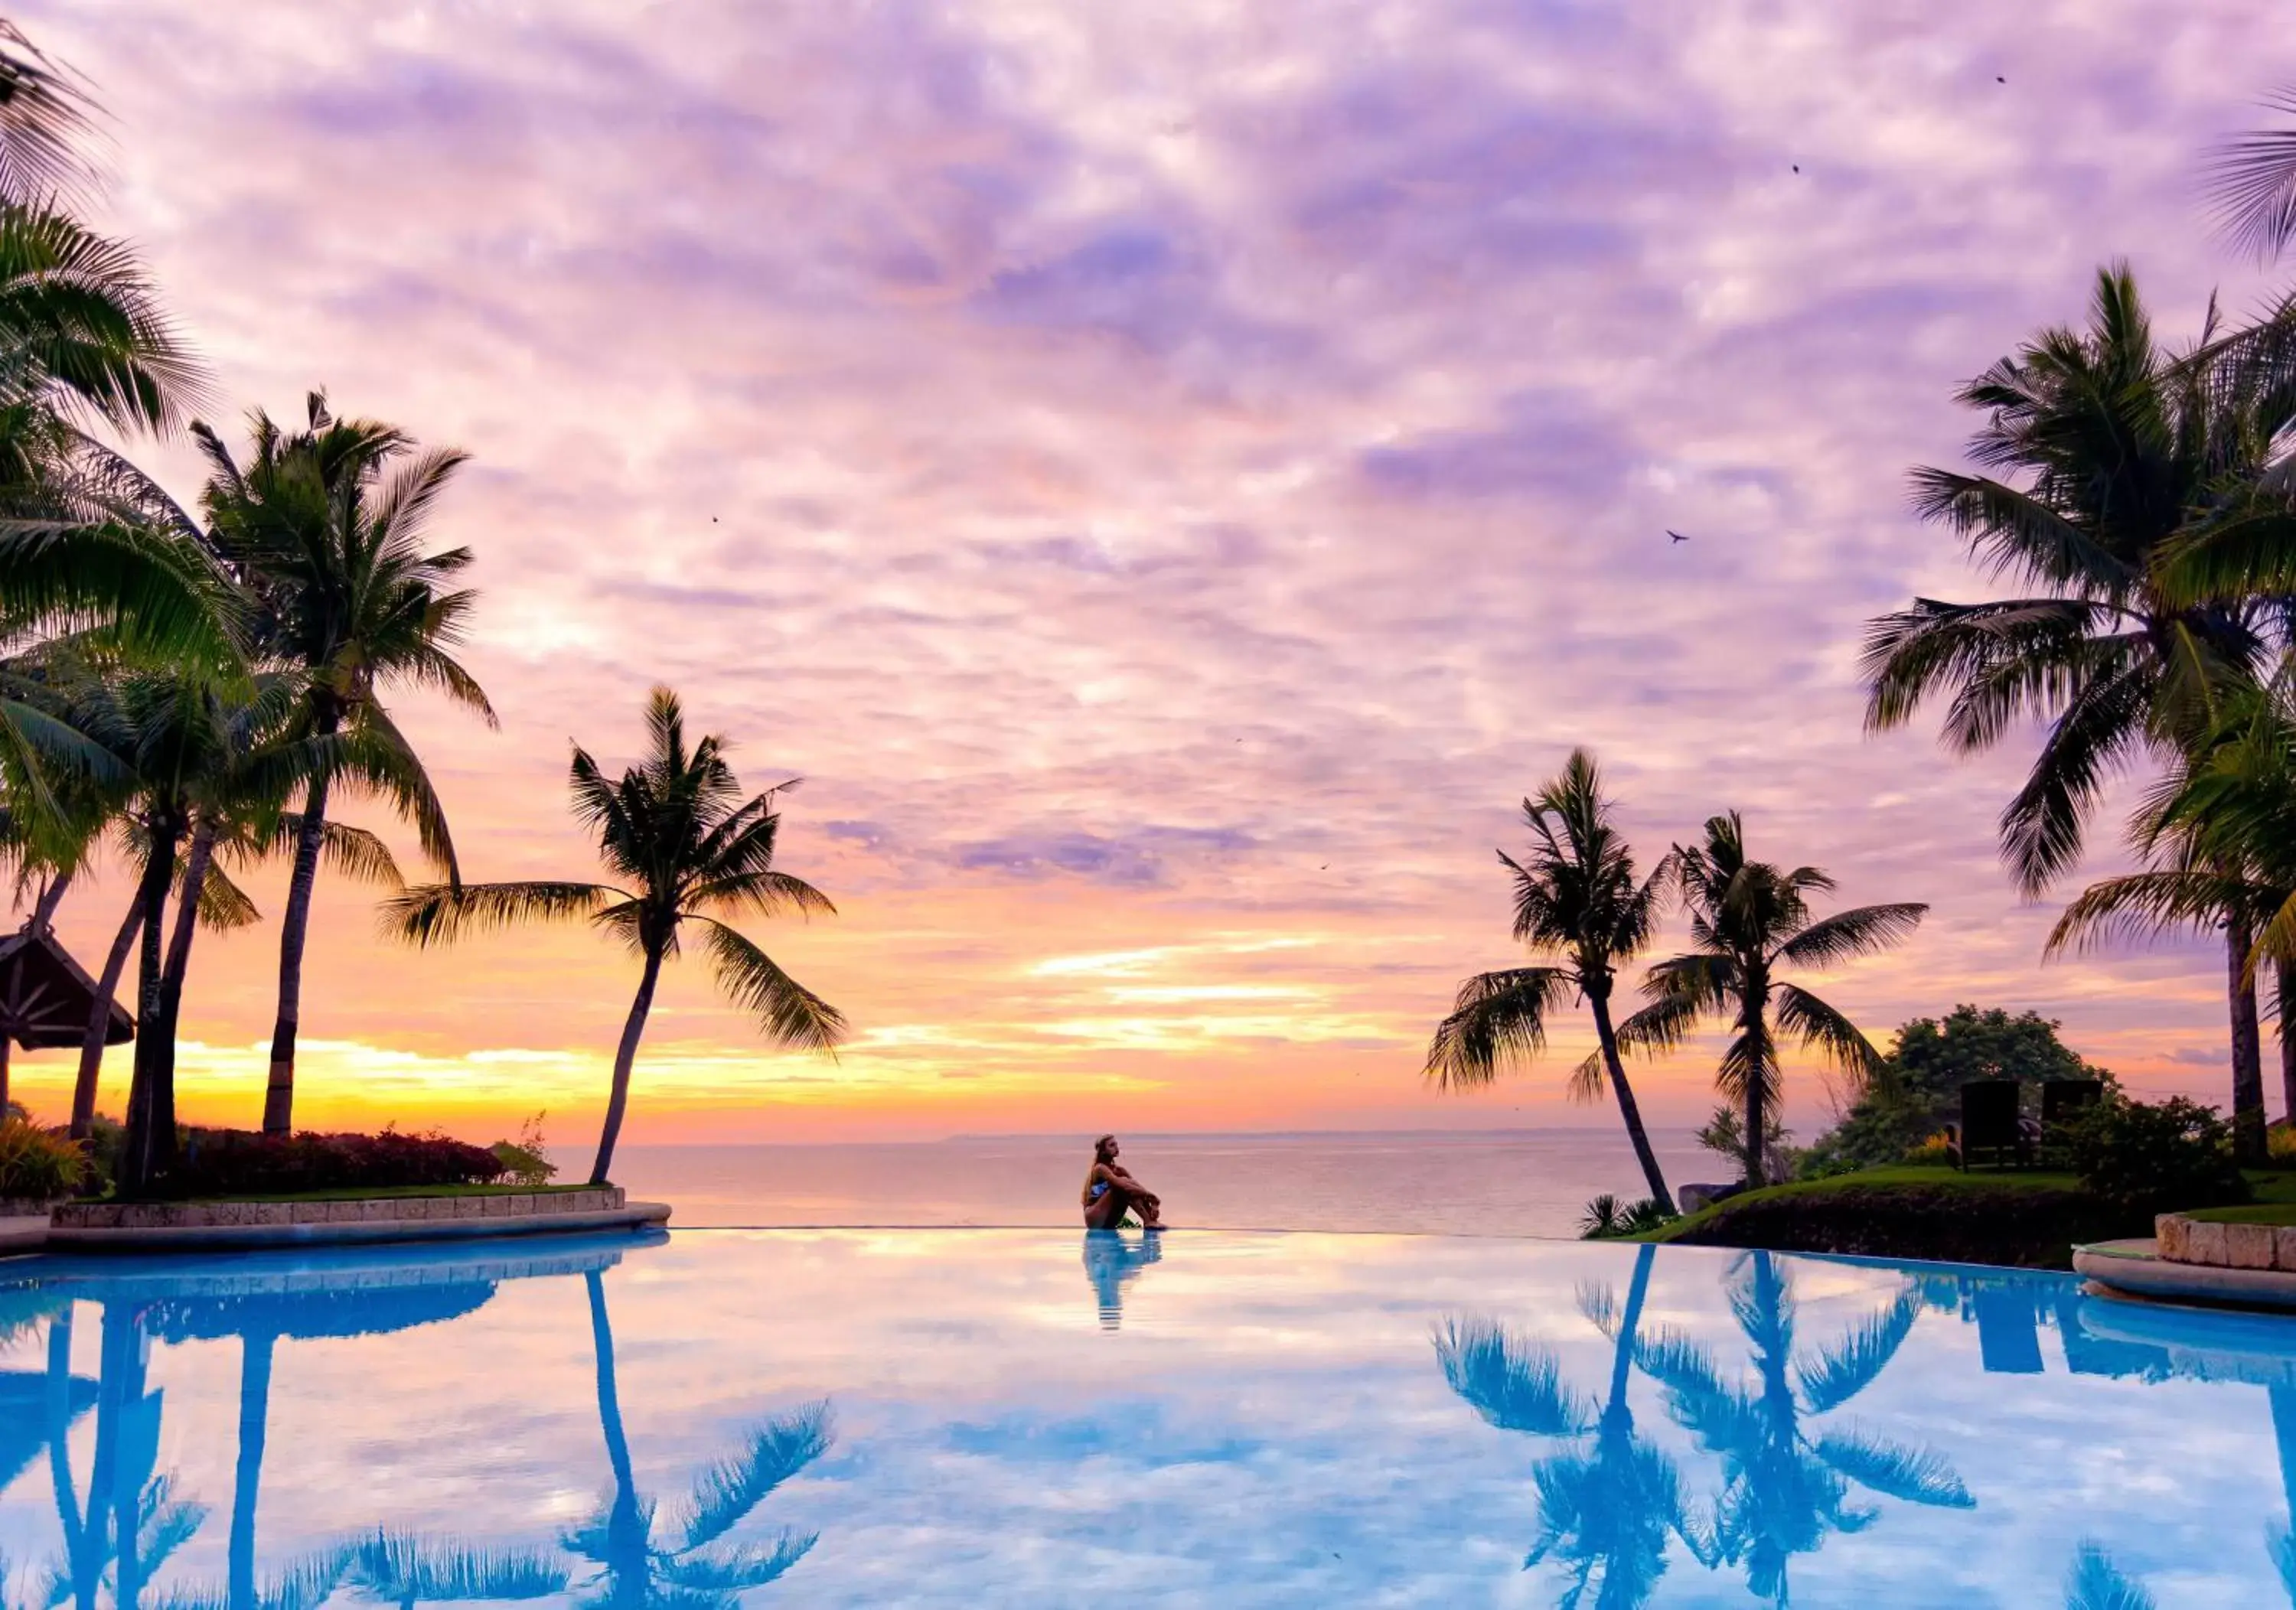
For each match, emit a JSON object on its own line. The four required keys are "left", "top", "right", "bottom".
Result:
{"left": 1, "top": 1230, "right": 2292, "bottom": 1606}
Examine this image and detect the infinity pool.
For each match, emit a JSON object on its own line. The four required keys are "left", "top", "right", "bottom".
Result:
{"left": 0, "top": 1229, "right": 2291, "bottom": 1607}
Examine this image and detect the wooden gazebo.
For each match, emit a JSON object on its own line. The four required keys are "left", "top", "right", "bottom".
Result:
{"left": 0, "top": 924, "right": 132, "bottom": 1116}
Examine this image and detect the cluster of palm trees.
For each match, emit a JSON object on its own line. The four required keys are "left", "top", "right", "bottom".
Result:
{"left": 1866, "top": 263, "right": 2296, "bottom": 1165}
{"left": 1426, "top": 751, "right": 1925, "bottom": 1202}
{"left": 0, "top": 30, "right": 491, "bottom": 1193}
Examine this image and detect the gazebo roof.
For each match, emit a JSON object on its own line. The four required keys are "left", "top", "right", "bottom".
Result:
{"left": 0, "top": 925, "right": 132, "bottom": 1050}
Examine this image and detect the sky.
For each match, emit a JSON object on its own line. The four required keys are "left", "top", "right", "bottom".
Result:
{"left": 8, "top": 0, "right": 2296, "bottom": 1148}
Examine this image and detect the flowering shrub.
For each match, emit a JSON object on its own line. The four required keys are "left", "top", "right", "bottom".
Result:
{"left": 0, "top": 1119, "right": 90, "bottom": 1201}
{"left": 163, "top": 1127, "right": 507, "bottom": 1199}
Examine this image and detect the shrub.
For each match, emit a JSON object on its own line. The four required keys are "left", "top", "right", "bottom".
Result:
{"left": 0, "top": 1119, "right": 89, "bottom": 1201}
{"left": 490, "top": 1110, "right": 558, "bottom": 1189}
{"left": 1580, "top": 1193, "right": 1678, "bottom": 1240}
{"left": 160, "top": 1127, "right": 507, "bottom": 1200}
{"left": 2269, "top": 1122, "right": 2296, "bottom": 1168}
{"left": 2066, "top": 1096, "right": 2249, "bottom": 1214}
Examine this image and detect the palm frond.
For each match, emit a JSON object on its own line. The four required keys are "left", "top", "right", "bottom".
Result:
{"left": 1813, "top": 1430, "right": 1973, "bottom": 1508}
{"left": 1775, "top": 985, "right": 1886, "bottom": 1082}
{"left": 675, "top": 1401, "right": 833, "bottom": 1552}
{"left": 384, "top": 881, "right": 618, "bottom": 947}
{"left": 1433, "top": 1317, "right": 1593, "bottom": 1436}
{"left": 1775, "top": 903, "right": 1927, "bottom": 968}
{"left": 699, "top": 919, "right": 847, "bottom": 1051}
{"left": 1423, "top": 966, "right": 1570, "bottom": 1091}
{"left": 1794, "top": 1291, "right": 1919, "bottom": 1414}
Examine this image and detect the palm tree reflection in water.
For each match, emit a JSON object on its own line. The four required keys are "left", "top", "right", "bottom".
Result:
{"left": 1081, "top": 1230, "right": 1163, "bottom": 1331}
{"left": 1438, "top": 1248, "right": 1971, "bottom": 1606}
{"left": 568, "top": 1269, "right": 830, "bottom": 1608}
{"left": 1437, "top": 1244, "right": 1707, "bottom": 1606}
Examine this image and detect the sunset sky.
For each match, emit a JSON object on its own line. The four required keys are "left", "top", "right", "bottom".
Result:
{"left": 9, "top": 0, "right": 2296, "bottom": 1146}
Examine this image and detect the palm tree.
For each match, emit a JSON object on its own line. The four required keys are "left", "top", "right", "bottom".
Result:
{"left": 1621, "top": 814, "right": 1924, "bottom": 1187}
{"left": 1862, "top": 266, "right": 2294, "bottom": 1160}
{"left": 2065, "top": 1542, "right": 2157, "bottom": 1610}
{"left": 2207, "top": 90, "right": 2296, "bottom": 264}
{"left": 1632, "top": 1253, "right": 1971, "bottom": 1605}
{"left": 1426, "top": 751, "right": 1678, "bottom": 1209}
{"left": 1436, "top": 1245, "right": 1708, "bottom": 1606}
{"left": 0, "top": 21, "right": 99, "bottom": 207}
{"left": 569, "top": 1269, "right": 827, "bottom": 1608}
{"left": 388, "top": 686, "right": 846, "bottom": 1185}
{"left": 196, "top": 392, "right": 490, "bottom": 1136}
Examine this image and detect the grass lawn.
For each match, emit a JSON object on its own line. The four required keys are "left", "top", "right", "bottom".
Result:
{"left": 1626, "top": 1162, "right": 2296, "bottom": 1269}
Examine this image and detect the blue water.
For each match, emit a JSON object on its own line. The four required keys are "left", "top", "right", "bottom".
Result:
{"left": 2, "top": 1227, "right": 2292, "bottom": 1605}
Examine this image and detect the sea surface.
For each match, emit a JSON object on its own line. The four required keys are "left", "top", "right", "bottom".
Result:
{"left": 607, "top": 1128, "right": 1719, "bottom": 1237}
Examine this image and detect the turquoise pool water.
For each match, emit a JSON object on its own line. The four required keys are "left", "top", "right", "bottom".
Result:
{"left": 0, "top": 1230, "right": 2291, "bottom": 1607}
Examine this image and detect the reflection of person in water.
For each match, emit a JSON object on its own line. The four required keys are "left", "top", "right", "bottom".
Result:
{"left": 1080, "top": 1134, "right": 1165, "bottom": 1229}
{"left": 1082, "top": 1227, "right": 1164, "bottom": 1330}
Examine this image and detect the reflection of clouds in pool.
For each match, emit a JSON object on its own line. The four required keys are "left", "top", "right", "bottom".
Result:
{"left": 2, "top": 1234, "right": 2294, "bottom": 1605}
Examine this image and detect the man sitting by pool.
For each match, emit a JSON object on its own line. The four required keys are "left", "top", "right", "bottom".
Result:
{"left": 1082, "top": 1134, "right": 1166, "bottom": 1230}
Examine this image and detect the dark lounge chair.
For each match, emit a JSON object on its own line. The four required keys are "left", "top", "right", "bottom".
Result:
{"left": 2040, "top": 1078, "right": 2105, "bottom": 1132}
{"left": 1953, "top": 1080, "right": 2030, "bottom": 1170}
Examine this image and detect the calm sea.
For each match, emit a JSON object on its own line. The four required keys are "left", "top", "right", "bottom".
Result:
{"left": 606, "top": 1129, "right": 1717, "bottom": 1239}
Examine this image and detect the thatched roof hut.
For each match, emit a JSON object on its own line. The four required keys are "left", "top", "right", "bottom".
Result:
{"left": 0, "top": 924, "right": 132, "bottom": 1116}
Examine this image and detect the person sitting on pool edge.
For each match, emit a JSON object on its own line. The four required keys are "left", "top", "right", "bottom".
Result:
{"left": 1081, "top": 1134, "right": 1166, "bottom": 1230}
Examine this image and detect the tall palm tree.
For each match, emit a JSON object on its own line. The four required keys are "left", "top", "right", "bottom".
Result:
{"left": 570, "top": 1269, "right": 827, "bottom": 1608}
{"left": 1621, "top": 815, "right": 1924, "bottom": 1187}
{"left": 197, "top": 392, "right": 489, "bottom": 1136}
{"left": 389, "top": 687, "right": 846, "bottom": 1185}
{"left": 1632, "top": 1253, "right": 1971, "bottom": 1605}
{"left": 1425, "top": 751, "right": 1679, "bottom": 1209}
{"left": 1436, "top": 1246, "right": 1709, "bottom": 1606}
{"left": 1862, "top": 266, "right": 2294, "bottom": 1160}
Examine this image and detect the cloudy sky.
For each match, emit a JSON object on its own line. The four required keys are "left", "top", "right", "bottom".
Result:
{"left": 9, "top": 0, "right": 2296, "bottom": 1144}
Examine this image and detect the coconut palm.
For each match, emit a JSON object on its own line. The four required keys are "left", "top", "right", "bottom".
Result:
{"left": 195, "top": 392, "right": 489, "bottom": 1136}
{"left": 569, "top": 1269, "right": 827, "bottom": 1609}
{"left": 388, "top": 686, "right": 846, "bottom": 1185}
{"left": 1425, "top": 751, "right": 1679, "bottom": 1208}
{"left": 0, "top": 21, "right": 99, "bottom": 207}
{"left": 2207, "top": 89, "right": 2296, "bottom": 265}
{"left": 1632, "top": 1253, "right": 1971, "bottom": 1605}
{"left": 1861, "top": 267, "right": 2296, "bottom": 1159}
{"left": 1619, "top": 814, "right": 1923, "bottom": 1187}
{"left": 1436, "top": 1245, "right": 1709, "bottom": 1606}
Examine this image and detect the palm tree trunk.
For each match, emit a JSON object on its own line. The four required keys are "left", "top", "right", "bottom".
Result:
{"left": 263, "top": 760, "right": 334, "bottom": 1136}
{"left": 0, "top": 1036, "right": 11, "bottom": 1120}
{"left": 2231, "top": 917, "right": 2268, "bottom": 1167}
{"left": 72, "top": 895, "right": 142, "bottom": 1139}
{"left": 1607, "top": 1243, "right": 1655, "bottom": 1419}
{"left": 2279, "top": 958, "right": 2296, "bottom": 1129}
{"left": 1742, "top": 991, "right": 1770, "bottom": 1188}
{"left": 31, "top": 865, "right": 71, "bottom": 930}
{"left": 229, "top": 1328, "right": 275, "bottom": 1610}
{"left": 590, "top": 944, "right": 664, "bottom": 1187}
{"left": 585, "top": 1266, "right": 648, "bottom": 1598}
{"left": 1590, "top": 989, "right": 1673, "bottom": 1211}
{"left": 120, "top": 816, "right": 182, "bottom": 1196}
{"left": 161, "top": 822, "right": 216, "bottom": 1022}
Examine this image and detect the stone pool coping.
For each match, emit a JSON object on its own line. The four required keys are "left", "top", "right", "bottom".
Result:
{"left": 2073, "top": 1237, "right": 2296, "bottom": 1312}
{"left": 20, "top": 1187, "right": 671, "bottom": 1253}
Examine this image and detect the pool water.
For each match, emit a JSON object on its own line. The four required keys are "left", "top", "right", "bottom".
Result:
{"left": 1, "top": 1230, "right": 2291, "bottom": 1608}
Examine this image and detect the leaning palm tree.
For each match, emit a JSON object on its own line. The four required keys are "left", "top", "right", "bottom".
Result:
{"left": 1632, "top": 1253, "right": 1971, "bottom": 1605}
{"left": 197, "top": 391, "right": 490, "bottom": 1135}
{"left": 389, "top": 686, "right": 846, "bottom": 1185}
{"left": 1861, "top": 266, "right": 2290, "bottom": 1158}
{"left": 1426, "top": 751, "right": 1678, "bottom": 1209}
{"left": 1621, "top": 815, "right": 1924, "bottom": 1187}
{"left": 569, "top": 1268, "right": 828, "bottom": 1608}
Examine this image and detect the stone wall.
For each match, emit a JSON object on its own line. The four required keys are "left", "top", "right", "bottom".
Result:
{"left": 2154, "top": 1212, "right": 2296, "bottom": 1273}
{"left": 54, "top": 1186, "right": 627, "bottom": 1231}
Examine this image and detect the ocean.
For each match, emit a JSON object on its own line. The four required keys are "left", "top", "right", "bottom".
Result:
{"left": 606, "top": 1128, "right": 1720, "bottom": 1239}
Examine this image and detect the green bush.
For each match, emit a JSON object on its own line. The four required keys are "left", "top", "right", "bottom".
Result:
{"left": 2066, "top": 1096, "right": 2249, "bottom": 1214}
{"left": 1580, "top": 1193, "right": 1678, "bottom": 1239}
{"left": 0, "top": 1119, "right": 89, "bottom": 1201}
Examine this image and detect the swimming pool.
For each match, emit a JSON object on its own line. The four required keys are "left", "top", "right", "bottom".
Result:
{"left": 0, "top": 1228, "right": 2288, "bottom": 1606}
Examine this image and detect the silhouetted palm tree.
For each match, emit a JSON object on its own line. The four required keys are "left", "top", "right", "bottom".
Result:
{"left": 1436, "top": 1244, "right": 1708, "bottom": 1606}
{"left": 1861, "top": 266, "right": 2291, "bottom": 1159}
{"left": 195, "top": 392, "right": 489, "bottom": 1135}
{"left": 390, "top": 687, "right": 846, "bottom": 1185}
{"left": 1630, "top": 1253, "right": 1971, "bottom": 1605}
{"left": 569, "top": 1270, "right": 827, "bottom": 1608}
{"left": 1619, "top": 815, "right": 1923, "bottom": 1185}
{"left": 1425, "top": 751, "right": 1679, "bottom": 1209}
